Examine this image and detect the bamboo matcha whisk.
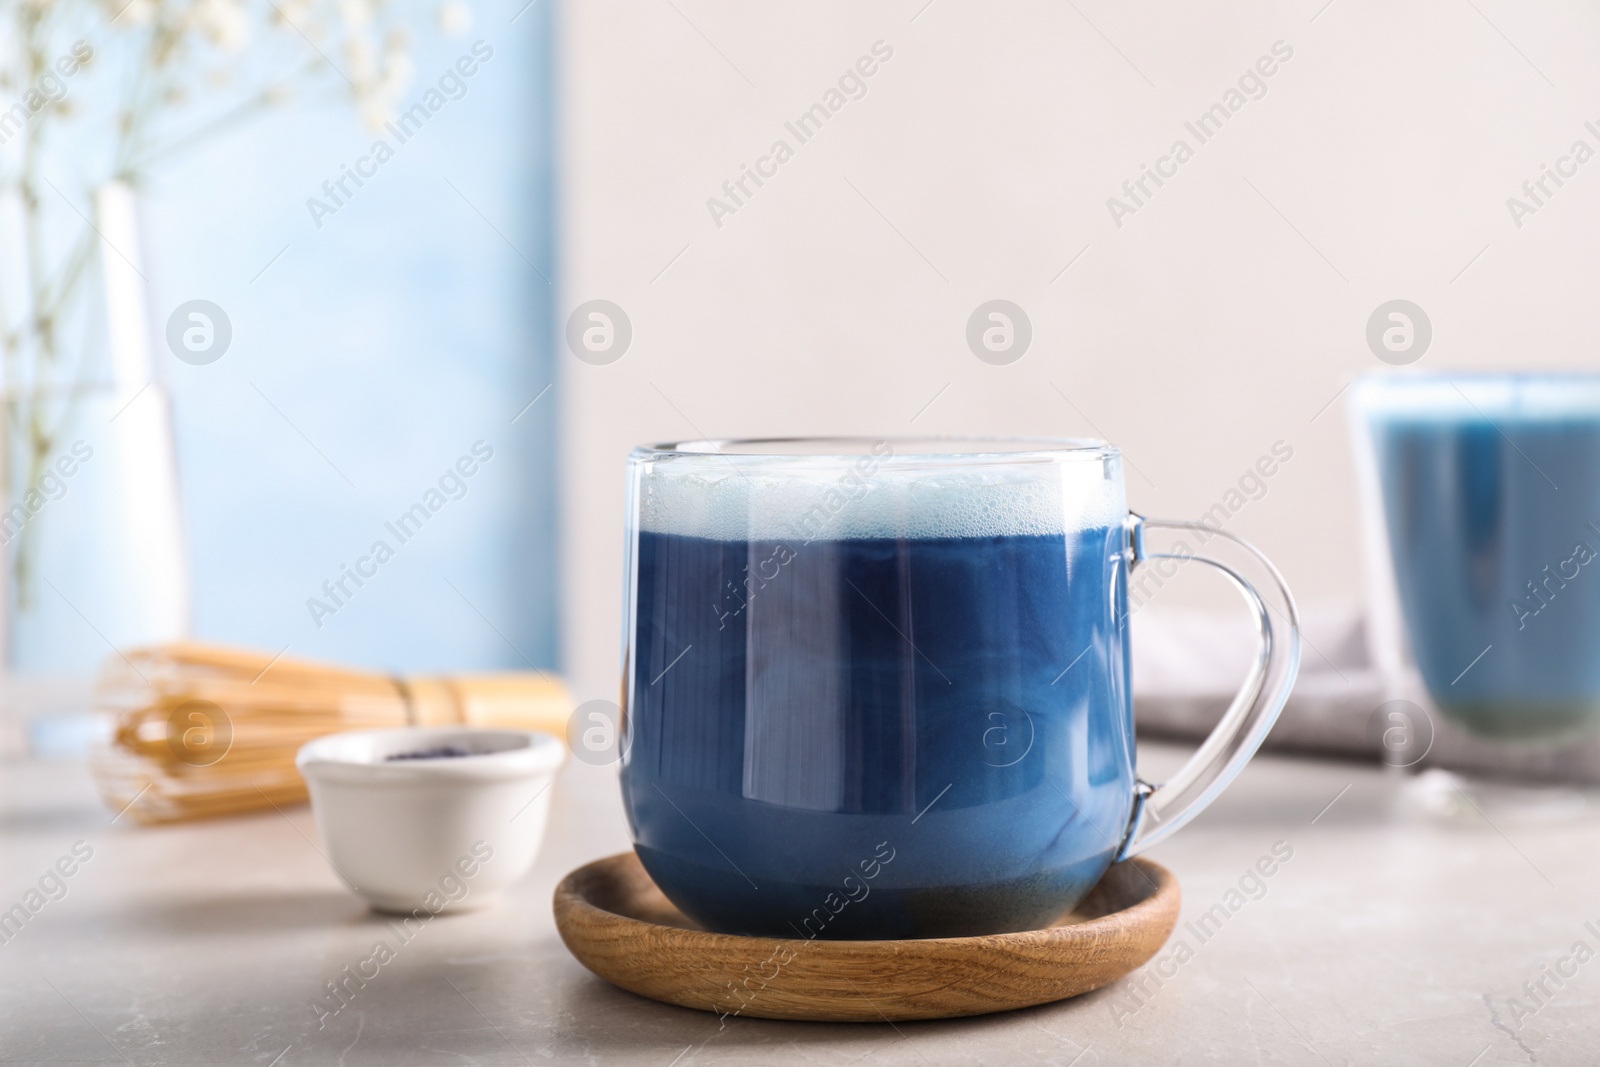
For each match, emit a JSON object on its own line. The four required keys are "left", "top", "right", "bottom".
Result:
{"left": 89, "top": 642, "right": 570, "bottom": 824}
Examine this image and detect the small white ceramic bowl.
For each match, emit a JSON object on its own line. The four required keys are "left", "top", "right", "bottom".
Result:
{"left": 296, "top": 727, "right": 565, "bottom": 914}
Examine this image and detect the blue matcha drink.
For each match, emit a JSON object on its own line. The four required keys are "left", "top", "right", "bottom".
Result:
{"left": 620, "top": 454, "right": 1137, "bottom": 939}
{"left": 1358, "top": 374, "right": 1600, "bottom": 740}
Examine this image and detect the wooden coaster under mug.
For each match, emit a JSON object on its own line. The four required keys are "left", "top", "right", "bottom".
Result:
{"left": 554, "top": 851, "right": 1180, "bottom": 1022}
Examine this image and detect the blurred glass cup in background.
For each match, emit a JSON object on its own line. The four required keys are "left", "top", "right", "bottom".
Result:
{"left": 1352, "top": 372, "right": 1600, "bottom": 742}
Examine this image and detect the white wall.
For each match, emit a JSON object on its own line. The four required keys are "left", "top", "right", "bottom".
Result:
{"left": 560, "top": 0, "right": 1600, "bottom": 702}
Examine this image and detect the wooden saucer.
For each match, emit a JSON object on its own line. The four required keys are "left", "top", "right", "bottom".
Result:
{"left": 553, "top": 852, "right": 1180, "bottom": 1022}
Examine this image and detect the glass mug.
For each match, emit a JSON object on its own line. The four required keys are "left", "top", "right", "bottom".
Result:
{"left": 618, "top": 438, "right": 1300, "bottom": 940}
{"left": 1353, "top": 372, "right": 1600, "bottom": 741}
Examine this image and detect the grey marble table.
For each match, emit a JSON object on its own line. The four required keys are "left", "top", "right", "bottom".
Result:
{"left": 1, "top": 743, "right": 1595, "bottom": 1066}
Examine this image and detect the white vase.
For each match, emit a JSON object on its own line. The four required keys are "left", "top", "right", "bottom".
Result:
{"left": 0, "top": 182, "right": 190, "bottom": 754}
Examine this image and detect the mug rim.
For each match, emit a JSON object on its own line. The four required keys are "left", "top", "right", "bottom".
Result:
{"left": 1352, "top": 370, "right": 1600, "bottom": 416}
{"left": 632, "top": 435, "right": 1117, "bottom": 462}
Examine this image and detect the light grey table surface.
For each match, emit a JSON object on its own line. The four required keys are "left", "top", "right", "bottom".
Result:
{"left": 1, "top": 743, "right": 1595, "bottom": 1066}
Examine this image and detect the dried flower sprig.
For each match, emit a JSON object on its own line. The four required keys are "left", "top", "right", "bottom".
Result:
{"left": 0, "top": 0, "right": 467, "bottom": 606}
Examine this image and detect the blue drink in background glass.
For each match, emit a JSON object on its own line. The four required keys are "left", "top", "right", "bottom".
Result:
{"left": 618, "top": 438, "right": 1300, "bottom": 940}
{"left": 1354, "top": 374, "right": 1600, "bottom": 741}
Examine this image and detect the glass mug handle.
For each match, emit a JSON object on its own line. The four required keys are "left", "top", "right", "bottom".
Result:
{"left": 1115, "top": 514, "right": 1302, "bottom": 860}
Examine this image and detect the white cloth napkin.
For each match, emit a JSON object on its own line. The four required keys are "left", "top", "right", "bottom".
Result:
{"left": 1132, "top": 604, "right": 1600, "bottom": 785}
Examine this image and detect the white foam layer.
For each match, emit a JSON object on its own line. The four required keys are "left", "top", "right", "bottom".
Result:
{"left": 634, "top": 455, "right": 1126, "bottom": 541}
{"left": 1353, "top": 374, "right": 1600, "bottom": 419}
